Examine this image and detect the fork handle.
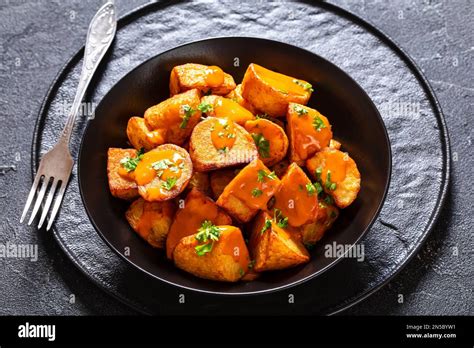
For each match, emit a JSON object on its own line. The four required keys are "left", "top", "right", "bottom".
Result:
{"left": 60, "top": 1, "right": 117, "bottom": 145}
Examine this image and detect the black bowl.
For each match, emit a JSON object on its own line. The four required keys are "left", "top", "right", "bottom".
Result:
{"left": 79, "top": 37, "right": 391, "bottom": 295}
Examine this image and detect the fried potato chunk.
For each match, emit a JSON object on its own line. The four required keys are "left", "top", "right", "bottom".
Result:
{"left": 107, "top": 148, "right": 140, "bottom": 200}
{"left": 301, "top": 201, "right": 339, "bottom": 246}
{"left": 216, "top": 159, "right": 281, "bottom": 223}
{"left": 166, "top": 188, "right": 232, "bottom": 259}
{"left": 134, "top": 144, "right": 193, "bottom": 202}
{"left": 125, "top": 197, "right": 176, "bottom": 248}
{"left": 173, "top": 224, "right": 250, "bottom": 282}
{"left": 286, "top": 102, "right": 333, "bottom": 165}
{"left": 189, "top": 117, "right": 258, "bottom": 172}
{"left": 200, "top": 95, "right": 255, "bottom": 126}
{"left": 170, "top": 63, "right": 236, "bottom": 96}
{"left": 144, "top": 89, "right": 202, "bottom": 145}
{"left": 241, "top": 63, "right": 312, "bottom": 117}
{"left": 244, "top": 118, "right": 288, "bottom": 166}
{"left": 225, "top": 84, "right": 257, "bottom": 114}
{"left": 249, "top": 211, "right": 309, "bottom": 272}
{"left": 126, "top": 117, "right": 165, "bottom": 151}
{"left": 272, "top": 163, "right": 319, "bottom": 227}
{"left": 306, "top": 148, "right": 361, "bottom": 208}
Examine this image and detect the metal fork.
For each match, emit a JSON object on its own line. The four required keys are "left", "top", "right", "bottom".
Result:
{"left": 20, "top": 1, "right": 117, "bottom": 230}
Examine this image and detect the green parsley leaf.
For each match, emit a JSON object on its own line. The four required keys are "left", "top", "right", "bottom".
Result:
{"left": 251, "top": 188, "right": 263, "bottom": 197}
{"left": 325, "top": 170, "right": 337, "bottom": 190}
{"left": 312, "top": 116, "right": 326, "bottom": 131}
{"left": 239, "top": 268, "right": 245, "bottom": 277}
{"left": 315, "top": 167, "right": 322, "bottom": 181}
{"left": 120, "top": 148, "right": 145, "bottom": 172}
{"left": 194, "top": 220, "right": 221, "bottom": 256}
{"left": 198, "top": 102, "right": 213, "bottom": 114}
{"left": 324, "top": 194, "right": 334, "bottom": 205}
{"left": 248, "top": 259, "right": 256, "bottom": 269}
{"left": 274, "top": 209, "right": 288, "bottom": 228}
{"left": 314, "top": 181, "right": 323, "bottom": 195}
{"left": 180, "top": 104, "right": 195, "bottom": 129}
{"left": 260, "top": 219, "right": 272, "bottom": 235}
{"left": 306, "top": 182, "right": 317, "bottom": 196}
{"left": 257, "top": 170, "right": 277, "bottom": 183}
{"left": 161, "top": 177, "right": 178, "bottom": 191}
{"left": 251, "top": 133, "right": 270, "bottom": 158}
{"left": 293, "top": 104, "right": 308, "bottom": 116}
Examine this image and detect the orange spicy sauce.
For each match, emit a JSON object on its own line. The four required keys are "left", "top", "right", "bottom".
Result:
{"left": 228, "top": 159, "right": 281, "bottom": 210}
{"left": 253, "top": 63, "right": 309, "bottom": 96}
{"left": 273, "top": 163, "right": 318, "bottom": 227}
{"left": 210, "top": 118, "right": 237, "bottom": 152}
{"left": 290, "top": 104, "right": 332, "bottom": 160}
{"left": 218, "top": 226, "right": 250, "bottom": 272}
{"left": 213, "top": 97, "right": 254, "bottom": 125}
{"left": 204, "top": 65, "right": 225, "bottom": 87}
{"left": 134, "top": 149, "right": 184, "bottom": 186}
{"left": 320, "top": 149, "right": 348, "bottom": 183}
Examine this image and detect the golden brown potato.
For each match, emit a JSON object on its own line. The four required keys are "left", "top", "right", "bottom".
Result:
{"left": 301, "top": 201, "right": 339, "bottom": 246}
{"left": 209, "top": 169, "right": 239, "bottom": 200}
{"left": 225, "top": 84, "right": 257, "bottom": 114}
{"left": 166, "top": 188, "right": 232, "bottom": 259}
{"left": 107, "top": 148, "right": 140, "bottom": 200}
{"left": 186, "top": 171, "right": 210, "bottom": 195}
{"left": 126, "top": 117, "right": 165, "bottom": 151}
{"left": 169, "top": 63, "right": 236, "bottom": 96}
{"left": 241, "top": 63, "right": 312, "bottom": 117}
{"left": 125, "top": 197, "right": 176, "bottom": 248}
{"left": 306, "top": 148, "right": 361, "bottom": 208}
{"left": 144, "top": 89, "right": 202, "bottom": 145}
{"left": 244, "top": 118, "right": 289, "bottom": 166}
{"left": 134, "top": 144, "right": 193, "bottom": 202}
{"left": 200, "top": 95, "right": 255, "bottom": 126}
{"left": 287, "top": 102, "right": 333, "bottom": 165}
{"left": 272, "top": 163, "right": 319, "bottom": 227}
{"left": 216, "top": 159, "right": 281, "bottom": 223}
{"left": 189, "top": 117, "right": 258, "bottom": 172}
{"left": 329, "top": 139, "right": 342, "bottom": 150}
{"left": 249, "top": 211, "right": 309, "bottom": 272}
{"left": 173, "top": 224, "right": 250, "bottom": 282}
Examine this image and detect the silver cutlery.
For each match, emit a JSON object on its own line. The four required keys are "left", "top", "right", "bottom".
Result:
{"left": 20, "top": 1, "right": 117, "bottom": 230}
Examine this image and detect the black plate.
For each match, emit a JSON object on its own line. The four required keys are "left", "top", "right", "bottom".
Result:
{"left": 78, "top": 37, "right": 391, "bottom": 295}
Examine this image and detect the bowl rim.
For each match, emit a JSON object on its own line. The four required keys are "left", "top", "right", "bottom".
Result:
{"left": 78, "top": 36, "right": 392, "bottom": 296}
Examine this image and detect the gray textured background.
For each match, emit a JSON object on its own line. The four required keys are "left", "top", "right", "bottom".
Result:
{"left": 0, "top": 0, "right": 472, "bottom": 315}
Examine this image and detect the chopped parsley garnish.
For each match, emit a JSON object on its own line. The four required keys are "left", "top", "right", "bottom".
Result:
{"left": 292, "top": 79, "right": 314, "bottom": 92}
{"left": 312, "top": 115, "right": 326, "bottom": 131}
{"left": 251, "top": 133, "right": 270, "bottom": 158}
{"left": 260, "top": 219, "right": 272, "bottom": 235}
{"left": 255, "top": 113, "right": 269, "bottom": 119}
{"left": 239, "top": 268, "right": 245, "bottom": 277}
{"left": 198, "top": 102, "right": 213, "bottom": 114}
{"left": 306, "top": 183, "right": 317, "bottom": 196}
{"left": 313, "top": 181, "right": 323, "bottom": 195}
{"left": 274, "top": 208, "right": 288, "bottom": 228}
{"left": 325, "top": 170, "right": 337, "bottom": 190}
{"left": 195, "top": 220, "right": 221, "bottom": 256}
{"left": 251, "top": 188, "right": 263, "bottom": 197}
{"left": 330, "top": 210, "right": 337, "bottom": 219}
{"left": 218, "top": 147, "right": 229, "bottom": 154}
{"left": 161, "top": 177, "right": 177, "bottom": 191}
{"left": 227, "top": 133, "right": 236, "bottom": 139}
{"left": 257, "top": 170, "right": 277, "bottom": 183}
{"left": 120, "top": 148, "right": 144, "bottom": 172}
{"left": 315, "top": 167, "right": 322, "bottom": 181}
{"left": 293, "top": 104, "right": 308, "bottom": 116}
{"left": 179, "top": 104, "right": 195, "bottom": 129}
{"left": 248, "top": 259, "right": 255, "bottom": 269}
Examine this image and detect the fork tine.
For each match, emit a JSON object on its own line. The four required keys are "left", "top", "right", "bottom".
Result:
{"left": 37, "top": 179, "right": 59, "bottom": 229}
{"left": 20, "top": 173, "right": 43, "bottom": 223}
{"left": 27, "top": 176, "right": 51, "bottom": 225}
{"left": 46, "top": 181, "right": 66, "bottom": 231}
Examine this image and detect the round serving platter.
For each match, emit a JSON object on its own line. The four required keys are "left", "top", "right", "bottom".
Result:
{"left": 32, "top": 0, "right": 450, "bottom": 314}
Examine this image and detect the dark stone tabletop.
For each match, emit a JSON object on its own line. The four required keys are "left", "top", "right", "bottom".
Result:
{"left": 0, "top": 0, "right": 472, "bottom": 315}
